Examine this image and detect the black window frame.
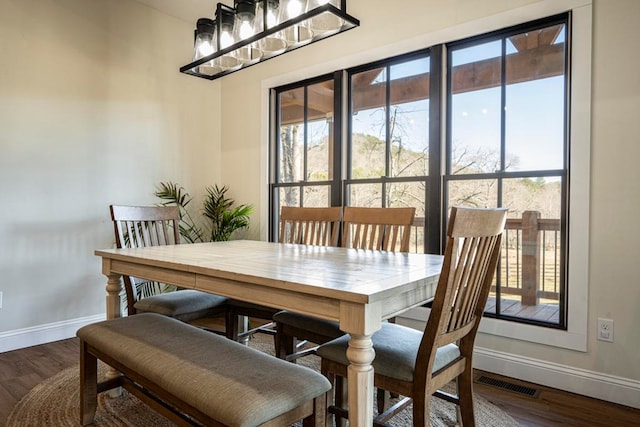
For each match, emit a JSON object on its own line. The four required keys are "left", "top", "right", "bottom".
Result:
{"left": 444, "top": 12, "right": 570, "bottom": 329}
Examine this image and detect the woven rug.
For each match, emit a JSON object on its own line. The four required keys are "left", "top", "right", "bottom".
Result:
{"left": 6, "top": 334, "right": 519, "bottom": 426}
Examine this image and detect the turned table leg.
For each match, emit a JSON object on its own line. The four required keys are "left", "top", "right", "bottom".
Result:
{"left": 346, "top": 333, "right": 375, "bottom": 427}
{"left": 105, "top": 272, "right": 122, "bottom": 321}
{"left": 104, "top": 269, "right": 123, "bottom": 396}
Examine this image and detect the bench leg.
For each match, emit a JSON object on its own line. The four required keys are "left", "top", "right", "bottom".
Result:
{"left": 303, "top": 393, "right": 327, "bottom": 427}
{"left": 80, "top": 340, "right": 98, "bottom": 426}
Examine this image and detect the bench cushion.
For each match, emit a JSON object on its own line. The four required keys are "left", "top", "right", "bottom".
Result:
{"left": 77, "top": 313, "right": 330, "bottom": 427}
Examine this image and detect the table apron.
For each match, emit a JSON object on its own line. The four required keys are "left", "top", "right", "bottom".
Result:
{"left": 380, "top": 281, "right": 438, "bottom": 320}
{"left": 196, "top": 275, "right": 341, "bottom": 321}
{"left": 106, "top": 259, "right": 196, "bottom": 288}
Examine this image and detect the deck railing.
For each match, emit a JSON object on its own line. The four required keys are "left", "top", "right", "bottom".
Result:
{"left": 501, "top": 211, "right": 561, "bottom": 305}
{"left": 412, "top": 210, "right": 561, "bottom": 306}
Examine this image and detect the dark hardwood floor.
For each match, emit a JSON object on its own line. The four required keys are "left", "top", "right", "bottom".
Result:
{"left": 1, "top": 337, "right": 639, "bottom": 426}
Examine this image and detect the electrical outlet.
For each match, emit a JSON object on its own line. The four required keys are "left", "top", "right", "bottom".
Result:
{"left": 597, "top": 318, "right": 614, "bottom": 342}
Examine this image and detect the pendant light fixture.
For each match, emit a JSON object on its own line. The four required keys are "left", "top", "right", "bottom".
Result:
{"left": 304, "top": 0, "right": 344, "bottom": 37}
{"left": 181, "top": 0, "right": 359, "bottom": 80}
{"left": 191, "top": 18, "right": 219, "bottom": 76}
{"left": 255, "top": 0, "right": 288, "bottom": 55}
{"left": 215, "top": 5, "right": 241, "bottom": 70}
{"left": 232, "top": 0, "right": 262, "bottom": 64}
{"left": 279, "top": 0, "right": 313, "bottom": 47}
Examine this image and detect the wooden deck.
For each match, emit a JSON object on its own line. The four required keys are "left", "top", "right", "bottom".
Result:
{"left": 485, "top": 296, "right": 560, "bottom": 324}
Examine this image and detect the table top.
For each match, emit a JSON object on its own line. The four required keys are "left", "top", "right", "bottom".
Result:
{"left": 96, "top": 240, "right": 443, "bottom": 306}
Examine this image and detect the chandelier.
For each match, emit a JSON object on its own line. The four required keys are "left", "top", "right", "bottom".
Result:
{"left": 180, "top": 0, "right": 359, "bottom": 80}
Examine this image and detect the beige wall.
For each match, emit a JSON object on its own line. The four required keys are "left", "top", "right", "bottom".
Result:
{"left": 0, "top": 0, "right": 222, "bottom": 333}
{"left": 218, "top": 0, "right": 640, "bottom": 403}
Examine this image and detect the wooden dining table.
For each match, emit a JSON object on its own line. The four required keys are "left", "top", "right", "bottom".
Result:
{"left": 95, "top": 239, "right": 443, "bottom": 427}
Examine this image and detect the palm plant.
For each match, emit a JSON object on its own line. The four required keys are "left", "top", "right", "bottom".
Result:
{"left": 154, "top": 181, "right": 253, "bottom": 243}
{"left": 203, "top": 185, "right": 253, "bottom": 241}
{"left": 155, "top": 182, "right": 205, "bottom": 243}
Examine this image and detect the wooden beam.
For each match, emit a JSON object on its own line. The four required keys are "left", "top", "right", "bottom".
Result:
{"left": 509, "top": 25, "right": 563, "bottom": 52}
{"left": 279, "top": 43, "right": 565, "bottom": 125}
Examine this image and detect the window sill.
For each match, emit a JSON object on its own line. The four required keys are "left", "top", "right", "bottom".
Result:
{"left": 400, "top": 306, "right": 587, "bottom": 352}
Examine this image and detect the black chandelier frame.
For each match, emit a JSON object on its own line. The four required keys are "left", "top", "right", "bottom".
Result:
{"left": 180, "top": 1, "right": 360, "bottom": 80}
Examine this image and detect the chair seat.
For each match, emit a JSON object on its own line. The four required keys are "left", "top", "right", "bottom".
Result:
{"left": 317, "top": 323, "right": 460, "bottom": 382}
{"left": 273, "top": 311, "right": 344, "bottom": 340}
{"left": 134, "top": 290, "right": 227, "bottom": 323}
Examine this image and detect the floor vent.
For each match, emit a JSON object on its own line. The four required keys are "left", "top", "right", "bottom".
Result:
{"left": 475, "top": 375, "right": 540, "bottom": 398}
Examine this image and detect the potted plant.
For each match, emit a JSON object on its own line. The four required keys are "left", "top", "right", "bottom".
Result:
{"left": 155, "top": 181, "right": 254, "bottom": 242}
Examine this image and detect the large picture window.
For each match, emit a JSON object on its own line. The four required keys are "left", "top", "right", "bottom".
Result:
{"left": 270, "top": 14, "right": 570, "bottom": 329}
{"left": 446, "top": 15, "right": 569, "bottom": 328}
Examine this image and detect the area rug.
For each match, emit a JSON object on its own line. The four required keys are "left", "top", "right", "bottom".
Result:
{"left": 6, "top": 335, "right": 519, "bottom": 426}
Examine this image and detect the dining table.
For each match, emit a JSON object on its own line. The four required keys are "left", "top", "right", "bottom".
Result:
{"left": 95, "top": 239, "right": 443, "bottom": 427}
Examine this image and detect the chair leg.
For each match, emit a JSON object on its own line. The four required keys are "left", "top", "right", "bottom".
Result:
{"left": 80, "top": 341, "right": 98, "bottom": 426}
{"left": 321, "top": 363, "right": 348, "bottom": 427}
{"left": 275, "top": 326, "right": 296, "bottom": 361}
{"left": 226, "top": 310, "right": 239, "bottom": 341}
{"left": 376, "top": 388, "right": 386, "bottom": 413}
{"left": 335, "top": 375, "right": 348, "bottom": 427}
{"left": 412, "top": 389, "right": 429, "bottom": 427}
{"left": 457, "top": 370, "right": 476, "bottom": 427}
{"left": 321, "top": 365, "right": 335, "bottom": 427}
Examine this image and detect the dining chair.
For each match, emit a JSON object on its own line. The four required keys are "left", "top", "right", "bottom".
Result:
{"left": 226, "top": 206, "right": 343, "bottom": 344}
{"left": 341, "top": 206, "right": 415, "bottom": 251}
{"left": 279, "top": 206, "right": 341, "bottom": 246}
{"left": 110, "top": 205, "right": 228, "bottom": 332}
{"left": 274, "top": 206, "right": 415, "bottom": 362}
{"left": 316, "top": 206, "right": 507, "bottom": 427}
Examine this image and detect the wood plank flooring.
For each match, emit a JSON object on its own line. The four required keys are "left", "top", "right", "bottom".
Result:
{"left": 485, "top": 296, "right": 560, "bottom": 324}
{"left": 1, "top": 337, "right": 639, "bottom": 426}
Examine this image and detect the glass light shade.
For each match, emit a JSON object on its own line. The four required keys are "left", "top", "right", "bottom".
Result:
{"left": 233, "top": 0, "right": 263, "bottom": 63}
{"left": 304, "top": 0, "right": 343, "bottom": 37}
{"left": 191, "top": 18, "right": 223, "bottom": 76}
{"left": 278, "top": 0, "right": 313, "bottom": 46}
{"left": 255, "top": 0, "right": 288, "bottom": 55}
{"left": 210, "top": 9, "right": 240, "bottom": 71}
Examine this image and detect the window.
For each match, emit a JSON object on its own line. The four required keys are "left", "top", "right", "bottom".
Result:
{"left": 446, "top": 15, "right": 569, "bottom": 328}
{"left": 346, "top": 51, "right": 440, "bottom": 253}
{"left": 270, "top": 14, "right": 571, "bottom": 330}
{"left": 269, "top": 73, "right": 342, "bottom": 241}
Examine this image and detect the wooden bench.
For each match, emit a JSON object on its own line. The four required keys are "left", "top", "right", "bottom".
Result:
{"left": 77, "top": 313, "right": 331, "bottom": 426}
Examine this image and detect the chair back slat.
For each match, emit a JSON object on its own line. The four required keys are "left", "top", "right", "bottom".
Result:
{"left": 111, "top": 205, "right": 180, "bottom": 249}
{"left": 342, "top": 207, "right": 415, "bottom": 252}
{"left": 110, "top": 205, "right": 181, "bottom": 315}
{"left": 418, "top": 207, "right": 507, "bottom": 376}
{"left": 279, "top": 207, "right": 342, "bottom": 247}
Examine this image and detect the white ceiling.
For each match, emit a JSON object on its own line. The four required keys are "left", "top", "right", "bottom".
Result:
{"left": 133, "top": 0, "right": 226, "bottom": 24}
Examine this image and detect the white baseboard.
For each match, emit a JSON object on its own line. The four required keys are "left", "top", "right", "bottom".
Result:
{"left": 398, "top": 313, "right": 640, "bottom": 410}
{"left": 0, "top": 314, "right": 106, "bottom": 353}
{"left": 473, "top": 347, "right": 640, "bottom": 410}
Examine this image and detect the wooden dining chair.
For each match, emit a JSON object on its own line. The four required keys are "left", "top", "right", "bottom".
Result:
{"left": 341, "top": 206, "right": 415, "bottom": 251}
{"left": 274, "top": 206, "right": 415, "bottom": 362}
{"left": 317, "top": 206, "right": 507, "bottom": 427}
{"left": 227, "top": 206, "right": 343, "bottom": 344}
{"left": 279, "top": 206, "right": 342, "bottom": 246}
{"left": 110, "top": 205, "right": 228, "bottom": 332}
